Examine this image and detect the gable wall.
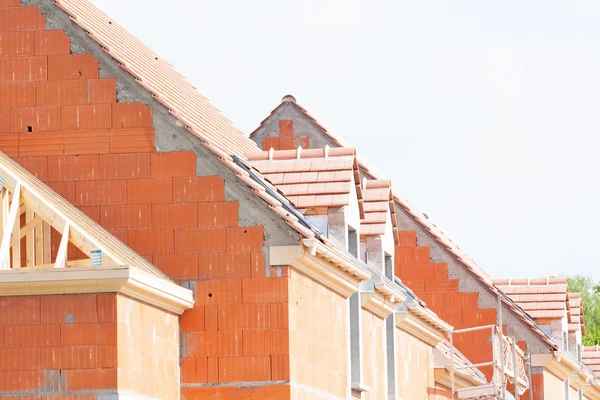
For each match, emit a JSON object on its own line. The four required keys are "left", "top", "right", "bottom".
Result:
{"left": 0, "top": 1, "right": 302, "bottom": 398}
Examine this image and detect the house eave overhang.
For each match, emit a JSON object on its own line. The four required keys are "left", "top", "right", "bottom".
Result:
{"left": 270, "top": 238, "right": 371, "bottom": 298}
{"left": 0, "top": 265, "right": 194, "bottom": 315}
{"left": 434, "top": 367, "right": 487, "bottom": 390}
{"left": 532, "top": 350, "right": 600, "bottom": 397}
{"left": 360, "top": 277, "right": 407, "bottom": 319}
{"left": 395, "top": 299, "right": 452, "bottom": 346}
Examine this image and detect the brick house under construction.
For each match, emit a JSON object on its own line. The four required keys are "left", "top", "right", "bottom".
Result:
{"left": 0, "top": 1, "right": 599, "bottom": 399}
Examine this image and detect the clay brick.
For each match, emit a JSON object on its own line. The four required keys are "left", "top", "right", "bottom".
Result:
{"left": 153, "top": 253, "right": 199, "bottom": 280}
{"left": 271, "top": 354, "right": 290, "bottom": 381}
{"left": 109, "top": 127, "right": 155, "bottom": 153}
{"left": 186, "top": 330, "right": 242, "bottom": 357}
{"left": 0, "top": 82, "right": 35, "bottom": 107}
{"left": 279, "top": 136, "right": 296, "bottom": 150}
{"left": 180, "top": 305, "right": 205, "bottom": 332}
{"left": 61, "top": 104, "right": 111, "bottom": 130}
{"left": 48, "top": 155, "right": 99, "bottom": 181}
{"left": 98, "top": 152, "right": 150, "bottom": 179}
{"left": 75, "top": 179, "right": 126, "bottom": 206}
{"left": 250, "top": 251, "right": 266, "bottom": 278}
{"left": 425, "top": 279, "right": 459, "bottom": 293}
{"left": 242, "top": 278, "right": 288, "bottom": 304}
{"left": 61, "top": 322, "right": 98, "bottom": 346}
{"left": 197, "top": 253, "right": 251, "bottom": 279}
{"left": 41, "top": 345, "right": 97, "bottom": 369}
{"left": 295, "top": 136, "right": 309, "bottom": 149}
{"left": 404, "top": 280, "right": 425, "bottom": 293}
{"left": 0, "top": 56, "right": 46, "bottom": 81}
{"left": 0, "top": 31, "right": 34, "bottom": 57}
{"left": 87, "top": 78, "right": 116, "bottom": 104}
{"left": 15, "top": 156, "right": 47, "bottom": 181}
{"left": 111, "top": 102, "right": 153, "bottom": 129}
{"left": 127, "top": 229, "right": 174, "bottom": 255}
{"left": 10, "top": 106, "right": 61, "bottom": 132}
{"left": 151, "top": 203, "right": 197, "bottom": 229}
{"left": 97, "top": 294, "right": 117, "bottom": 323}
{"left": 262, "top": 137, "right": 280, "bottom": 151}
{"left": 37, "top": 80, "right": 87, "bottom": 105}
{"left": 270, "top": 303, "right": 288, "bottom": 329}
{"left": 78, "top": 206, "right": 100, "bottom": 223}
{"left": 3, "top": 324, "right": 60, "bottom": 347}
{"left": 35, "top": 30, "right": 70, "bottom": 55}
{"left": 413, "top": 247, "right": 430, "bottom": 263}
{"left": 197, "top": 201, "right": 238, "bottom": 227}
{"left": 444, "top": 292, "right": 479, "bottom": 310}
{"left": 97, "top": 345, "right": 118, "bottom": 368}
{"left": 279, "top": 120, "right": 293, "bottom": 137}
{"left": 0, "top": 6, "right": 45, "bottom": 31}
{"left": 0, "top": 0, "right": 20, "bottom": 5}
{"left": 64, "top": 129, "right": 110, "bottom": 155}
{"left": 395, "top": 247, "right": 414, "bottom": 264}
{"left": 19, "top": 131, "right": 64, "bottom": 157}
{"left": 180, "top": 385, "right": 290, "bottom": 400}
{"left": 218, "top": 303, "right": 270, "bottom": 330}
{"left": 175, "top": 227, "right": 226, "bottom": 253}
{"left": 438, "top": 309, "right": 463, "bottom": 327}
{"left": 47, "top": 181, "right": 76, "bottom": 203}
{"left": 243, "top": 329, "right": 288, "bottom": 355}
{"left": 173, "top": 176, "right": 224, "bottom": 202}
{"left": 399, "top": 231, "right": 417, "bottom": 247}
{"left": 181, "top": 356, "right": 207, "bottom": 384}
{"left": 150, "top": 151, "right": 196, "bottom": 177}
{"left": 0, "top": 371, "right": 44, "bottom": 393}
{"left": 126, "top": 177, "right": 172, "bottom": 204}
{"left": 207, "top": 357, "right": 218, "bottom": 382}
{"left": 205, "top": 305, "right": 218, "bottom": 331}
{"left": 226, "top": 226, "right": 263, "bottom": 252}
{"left": 0, "top": 108, "right": 7, "bottom": 133}
{"left": 463, "top": 309, "right": 496, "bottom": 326}
{"left": 398, "top": 263, "right": 434, "bottom": 281}
{"left": 433, "top": 262, "right": 448, "bottom": 280}
{"left": 41, "top": 294, "right": 97, "bottom": 324}
{"left": 195, "top": 279, "right": 242, "bottom": 305}
{"left": 218, "top": 356, "right": 271, "bottom": 383}
{"left": 0, "top": 296, "right": 40, "bottom": 325}
{"left": 100, "top": 204, "right": 151, "bottom": 229}
{"left": 48, "top": 54, "right": 98, "bottom": 81}
{"left": 61, "top": 368, "right": 117, "bottom": 391}
{"left": 0, "top": 347, "right": 40, "bottom": 370}
{"left": 0, "top": 133, "right": 18, "bottom": 157}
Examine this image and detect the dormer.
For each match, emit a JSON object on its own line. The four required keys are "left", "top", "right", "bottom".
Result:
{"left": 360, "top": 180, "right": 398, "bottom": 278}
{"left": 245, "top": 146, "right": 364, "bottom": 256}
{"left": 567, "top": 292, "right": 584, "bottom": 358}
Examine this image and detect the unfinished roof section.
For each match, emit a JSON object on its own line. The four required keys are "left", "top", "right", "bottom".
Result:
{"left": 54, "top": 0, "right": 258, "bottom": 156}
{"left": 567, "top": 292, "right": 585, "bottom": 334}
{"left": 246, "top": 147, "right": 362, "bottom": 215}
{"left": 493, "top": 278, "right": 568, "bottom": 321}
{"left": 0, "top": 150, "right": 193, "bottom": 313}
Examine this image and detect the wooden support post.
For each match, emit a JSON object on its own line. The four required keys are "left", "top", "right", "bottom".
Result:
{"left": 54, "top": 223, "right": 70, "bottom": 269}
{"left": 11, "top": 202, "right": 21, "bottom": 269}
{"left": 42, "top": 221, "right": 51, "bottom": 264}
{"left": 0, "top": 183, "right": 20, "bottom": 269}
{"left": 25, "top": 209, "right": 35, "bottom": 267}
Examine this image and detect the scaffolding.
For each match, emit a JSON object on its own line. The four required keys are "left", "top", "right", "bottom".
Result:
{"left": 448, "top": 295, "right": 532, "bottom": 400}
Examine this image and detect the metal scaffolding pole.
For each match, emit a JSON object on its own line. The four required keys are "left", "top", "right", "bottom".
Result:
{"left": 497, "top": 293, "right": 506, "bottom": 400}
{"left": 511, "top": 337, "right": 520, "bottom": 400}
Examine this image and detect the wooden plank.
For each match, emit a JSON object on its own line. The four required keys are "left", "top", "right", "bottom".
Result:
{"left": 20, "top": 214, "right": 42, "bottom": 240}
{"left": 11, "top": 203, "right": 20, "bottom": 269}
{"left": 54, "top": 223, "right": 70, "bottom": 269}
{"left": 42, "top": 221, "right": 51, "bottom": 264}
{"left": 25, "top": 208, "right": 34, "bottom": 267}
{"left": 0, "top": 183, "right": 20, "bottom": 269}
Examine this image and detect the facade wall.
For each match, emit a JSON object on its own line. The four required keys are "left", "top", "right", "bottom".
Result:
{"left": 543, "top": 370, "right": 565, "bottom": 400}
{"left": 289, "top": 269, "right": 349, "bottom": 400}
{"left": 430, "top": 384, "right": 453, "bottom": 400}
{"left": 116, "top": 295, "right": 179, "bottom": 400}
{"left": 361, "top": 310, "right": 386, "bottom": 400}
{"left": 396, "top": 327, "right": 435, "bottom": 399}
{"left": 0, "top": 294, "right": 118, "bottom": 398}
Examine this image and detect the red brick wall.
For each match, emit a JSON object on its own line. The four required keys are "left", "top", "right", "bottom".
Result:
{"left": 0, "top": 3, "right": 291, "bottom": 398}
{"left": 0, "top": 294, "right": 118, "bottom": 398}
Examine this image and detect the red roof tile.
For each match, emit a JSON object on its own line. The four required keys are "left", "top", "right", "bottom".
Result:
{"left": 55, "top": 0, "right": 258, "bottom": 157}
{"left": 361, "top": 179, "right": 398, "bottom": 242}
{"left": 493, "top": 278, "right": 568, "bottom": 322}
{"left": 583, "top": 347, "right": 600, "bottom": 374}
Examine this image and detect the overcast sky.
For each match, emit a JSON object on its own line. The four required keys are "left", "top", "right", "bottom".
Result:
{"left": 90, "top": 0, "right": 600, "bottom": 280}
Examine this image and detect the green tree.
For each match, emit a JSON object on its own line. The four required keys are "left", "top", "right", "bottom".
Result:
{"left": 568, "top": 275, "right": 600, "bottom": 346}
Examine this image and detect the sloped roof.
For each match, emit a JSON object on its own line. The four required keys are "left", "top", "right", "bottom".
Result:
{"left": 55, "top": 0, "right": 258, "bottom": 156}
{"left": 583, "top": 346, "right": 600, "bottom": 375}
{"left": 253, "top": 96, "right": 560, "bottom": 350}
{"left": 567, "top": 292, "right": 585, "bottom": 334}
{"left": 493, "top": 278, "right": 568, "bottom": 320}
{"left": 361, "top": 180, "right": 398, "bottom": 243}
{"left": 246, "top": 147, "right": 363, "bottom": 213}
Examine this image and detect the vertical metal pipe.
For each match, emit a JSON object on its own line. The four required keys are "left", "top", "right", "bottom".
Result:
{"left": 526, "top": 344, "right": 534, "bottom": 400}
{"left": 498, "top": 293, "right": 506, "bottom": 400}
{"left": 512, "top": 337, "right": 520, "bottom": 400}
{"left": 450, "top": 330, "right": 455, "bottom": 399}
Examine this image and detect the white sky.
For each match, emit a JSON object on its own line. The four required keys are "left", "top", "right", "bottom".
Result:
{"left": 90, "top": 0, "right": 600, "bottom": 280}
